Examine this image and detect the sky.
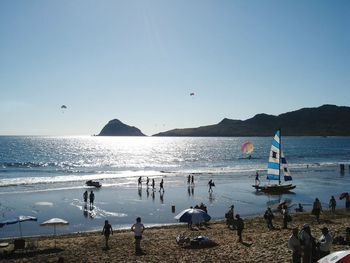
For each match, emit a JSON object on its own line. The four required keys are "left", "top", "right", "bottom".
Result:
{"left": 0, "top": 0, "right": 349, "bottom": 136}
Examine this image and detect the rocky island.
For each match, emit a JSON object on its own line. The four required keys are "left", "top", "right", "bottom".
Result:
{"left": 98, "top": 119, "right": 145, "bottom": 136}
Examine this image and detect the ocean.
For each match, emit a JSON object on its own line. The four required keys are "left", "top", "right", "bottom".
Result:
{"left": 1, "top": 136, "right": 350, "bottom": 238}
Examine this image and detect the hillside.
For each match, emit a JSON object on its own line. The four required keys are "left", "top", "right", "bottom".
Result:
{"left": 153, "top": 105, "right": 350, "bottom": 136}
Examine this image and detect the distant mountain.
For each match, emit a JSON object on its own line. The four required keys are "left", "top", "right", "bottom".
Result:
{"left": 153, "top": 105, "right": 350, "bottom": 137}
{"left": 98, "top": 119, "right": 145, "bottom": 136}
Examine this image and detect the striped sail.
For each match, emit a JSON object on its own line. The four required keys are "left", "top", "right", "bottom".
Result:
{"left": 267, "top": 130, "right": 281, "bottom": 181}
{"left": 281, "top": 152, "right": 292, "bottom": 181}
{"left": 267, "top": 129, "right": 292, "bottom": 182}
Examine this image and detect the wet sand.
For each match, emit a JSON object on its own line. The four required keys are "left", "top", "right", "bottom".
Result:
{"left": 2, "top": 209, "right": 350, "bottom": 262}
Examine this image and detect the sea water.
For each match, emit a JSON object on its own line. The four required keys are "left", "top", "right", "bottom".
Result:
{"left": 1, "top": 136, "right": 350, "bottom": 238}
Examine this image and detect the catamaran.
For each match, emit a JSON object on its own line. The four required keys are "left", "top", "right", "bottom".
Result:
{"left": 253, "top": 129, "right": 296, "bottom": 193}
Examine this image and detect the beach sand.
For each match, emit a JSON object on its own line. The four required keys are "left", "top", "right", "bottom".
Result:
{"left": 1, "top": 210, "right": 350, "bottom": 263}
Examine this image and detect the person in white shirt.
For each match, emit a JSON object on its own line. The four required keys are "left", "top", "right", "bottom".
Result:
{"left": 318, "top": 227, "right": 332, "bottom": 258}
{"left": 131, "top": 217, "right": 145, "bottom": 254}
{"left": 288, "top": 228, "right": 301, "bottom": 263}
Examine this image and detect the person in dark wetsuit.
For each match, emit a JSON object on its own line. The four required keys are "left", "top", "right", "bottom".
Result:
{"left": 89, "top": 191, "right": 95, "bottom": 208}
{"left": 83, "top": 190, "right": 88, "bottom": 202}
{"left": 159, "top": 179, "right": 164, "bottom": 192}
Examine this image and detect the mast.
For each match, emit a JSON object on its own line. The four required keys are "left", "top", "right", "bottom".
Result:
{"left": 278, "top": 128, "right": 281, "bottom": 185}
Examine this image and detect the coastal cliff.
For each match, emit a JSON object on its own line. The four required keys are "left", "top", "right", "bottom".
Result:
{"left": 98, "top": 119, "right": 145, "bottom": 136}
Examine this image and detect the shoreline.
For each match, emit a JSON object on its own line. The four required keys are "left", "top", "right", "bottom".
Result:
{"left": 2, "top": 209, "right": 350, "bottom": 262}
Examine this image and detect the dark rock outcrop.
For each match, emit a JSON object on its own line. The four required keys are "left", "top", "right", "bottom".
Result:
{"left": 98, "top": 119, "right": 145, "bottom": 136}
{"left": 153, "top": 105, "right": 350, "bottom": 137}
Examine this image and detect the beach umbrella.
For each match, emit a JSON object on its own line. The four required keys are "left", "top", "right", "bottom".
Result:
{"left": 241, "top": 141, "right": 254, "bottom": 154}
{"left": 40, "top": 218, "right": 69, "bottom": 247}
{"left": 0, "top": 215, "right": 37, "bottom": 237}
{"left": 174, "top": 208, "right": 211, "bottom": 224}
{"left": 317, "top": 250, "right": 350, "bottom": 263}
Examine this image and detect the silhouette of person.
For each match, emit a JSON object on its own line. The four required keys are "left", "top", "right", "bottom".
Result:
{"left": 152, "top": 178, "right": 155, "bottom": 190}
{"left": 159, "top": 179, "right": 164, "bottom": 192}
{"left": 146, "top": 177, "right": 149, "bottom": 188}
{"left": 138, "top": 176, "right": 142, "bottom": 187}
{"left": 89, "top": 191, "right": 95, "bottom": 208}
{"left": 83, "top": 191, "right": 88, "bottom": 202}
{"left": 191, "top": 175, "right": 194, "bottom": 185}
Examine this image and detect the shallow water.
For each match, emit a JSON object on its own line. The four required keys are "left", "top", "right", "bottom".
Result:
{"left": 0, "top": 136, "right": 350, "bottom": 238}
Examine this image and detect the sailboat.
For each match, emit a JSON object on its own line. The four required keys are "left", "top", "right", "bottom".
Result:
{"left": 253, "top": 129, "right": 296, "bottom": 193}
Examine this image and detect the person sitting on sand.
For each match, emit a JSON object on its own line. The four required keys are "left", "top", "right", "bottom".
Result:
{"left": 235, "top": 214, "right": 244, "bottom": 243}
{"left": 295, "top": 203, "right": 304, "bottom": 213}
{"left": 317, "top": 227, "right": 332, "bottom": 259}
{"left": 264, "top": 207, "right": 275, "bottom": 230}
{"left": 312, "top": 198, "right": 322, "bottom": 223}
{"left": 329, "top": 196, "right": 336, "bottom": 213}
{"left": 288, "top": 228, "right": 301, "bottom": 263}
{"left": 102, "top": 220, "right": 113, "bottom": 248}
{"left": 131, "top": 217, "right": 145, "bottom": 254}
{"left": 83, "top": 190, "right": 88, "bottom": 202}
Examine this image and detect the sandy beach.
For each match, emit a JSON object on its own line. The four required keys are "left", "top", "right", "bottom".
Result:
{"left": 1, "top": 209, "right": 350, "bottom": 263}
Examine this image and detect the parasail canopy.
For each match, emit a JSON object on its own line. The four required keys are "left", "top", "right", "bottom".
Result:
{"left": 241, "top": 141, "right": 254, "bottom": 154}
{"left": 61, "top": 105, "right": 67, "bottom": 109}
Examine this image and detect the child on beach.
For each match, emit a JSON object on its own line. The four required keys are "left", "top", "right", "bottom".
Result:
{"left": 102, "top": 220, "right": 113, "bottom": 248}
{"left": 131, "top": 217, "right": 145, "bottom": 254}
{"left": 235, "top": 214, "right": 244, "bottom": 242}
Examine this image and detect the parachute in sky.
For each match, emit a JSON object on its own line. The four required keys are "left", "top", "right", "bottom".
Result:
{"left": 241, "top": 141, "right": 254, "bottom": 154}
{"left": 190, "top": 92, "right": 195, "bottom": 96}
{"left": 61, "top": 105, "right": 67, "bottom": 109}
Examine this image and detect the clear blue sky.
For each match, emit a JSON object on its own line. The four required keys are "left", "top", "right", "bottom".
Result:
{"left": 1, "top": 0, "right": 349, "bottom": 136}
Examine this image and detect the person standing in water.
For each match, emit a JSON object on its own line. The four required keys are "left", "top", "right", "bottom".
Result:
{"left": 138, "top": 176, "right": 142, "bottom": 187}
{"left": 89, "top": 190, "right": 95, "bottom": 208}
{"left": 146, "top": 177, "right": 149, "bottom": 188}
{"left": 255, "top": 171, "right": 260, "bottom": 185}
{"left": 102, "top": 220, "right": 113, "bottom": 248}
{"left": 152, "top": 178, "right": 155, "bottom": 190}
{"left": 191, "top": 175, "right": 194, "bottom": 185}
{"left": 159, "top": 179, "right": 164, "bottom": 192}
{"left": 83, "top": 190, "right": 88, "bottom": 202}
{"left": 187, "top": 175, "right": 191, "bottom": 184}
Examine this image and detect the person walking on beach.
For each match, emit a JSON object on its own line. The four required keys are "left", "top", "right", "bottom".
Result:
{"left": 187, "top": 175, "right": 191, "bottom": 184}
{"left": 317, "top": 227, "right": 332, "bottom": 259}
{"left": 146, "top": 177, "right": 149, "bottom": 188}
{"left": 191, "top": 175, "right": 194, "bottom": 185}
{"left": 138, "top": 176, "right": 142, "bottom": 187}
{"left": 89, "top": 190, "right": 95, "bottom": 208}
{"left": 255, "top": 171, "right": 260, "bottom": 186}
{"left": 131, "top": 217, "right": 145, "bottom": 254}
{"left": 83, "top": 190, "right": 88, "bottom": 202}
{"left": 208, "top": 180, "right": 214, "bottom": 192}
{"left": 102, "top": 220, "right": 113, "bottom": 248}
{"left": 264, "top": 207, "right": 275, "bottom": 230}
{"left": 235, "top": 214, "right": 244, "bottom": 243}
{"left": 159, "top": 179, "right": 164, "bottom": 192}
{"left": 329, "top": 195, "right": 336, "bottom": 213}
{"left": 288, "top": 228, "right": 301, "bottom": 263}
{"left": 312, "top": 198, "right": 322, "bottom": 223}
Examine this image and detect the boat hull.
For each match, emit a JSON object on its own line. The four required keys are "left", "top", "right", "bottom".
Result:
{"left": 253, "top": 184, "right": 295, "bottom": 193}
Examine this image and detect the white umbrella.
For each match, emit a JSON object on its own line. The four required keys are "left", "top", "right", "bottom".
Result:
{"left": 40, "top": 218, "right": 69, "bottom": 247}
{"left": 317, "top": 250, "right": 350, "bottom": 263}
{"left": 174, "top": 208, "right": 211, "bottom": 224}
